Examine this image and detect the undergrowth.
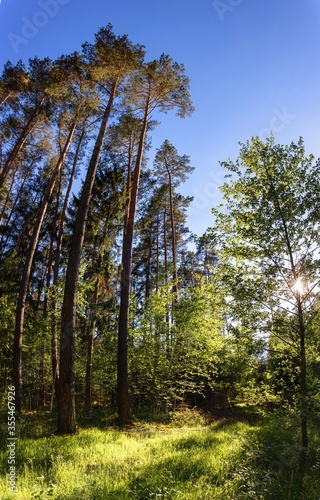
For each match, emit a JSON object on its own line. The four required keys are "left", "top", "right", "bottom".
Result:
{"left": 0, "top": 406, "right": 319, "bottom": 499}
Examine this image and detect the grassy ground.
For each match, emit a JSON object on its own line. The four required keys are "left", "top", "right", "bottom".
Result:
{"left": 0, "top": 406, "right": 320, "bottom": 499}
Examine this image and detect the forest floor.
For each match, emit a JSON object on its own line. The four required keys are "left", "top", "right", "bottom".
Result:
{"left": 0, "top": 405, "right": 320, "bottom": 500}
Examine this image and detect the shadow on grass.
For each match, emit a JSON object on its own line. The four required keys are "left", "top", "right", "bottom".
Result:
{"left": 228, "top": 410, "right": 320, "bottom": 500}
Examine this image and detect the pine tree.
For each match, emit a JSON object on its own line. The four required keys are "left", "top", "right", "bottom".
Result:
{"left": 117, "top": 54, "right": 194, "bottom": 424}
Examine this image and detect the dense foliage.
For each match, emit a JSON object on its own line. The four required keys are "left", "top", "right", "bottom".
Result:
{"left": 0, "top": 26, "right": 319, "bottom": 453}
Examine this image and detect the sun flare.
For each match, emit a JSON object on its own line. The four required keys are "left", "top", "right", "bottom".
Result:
{"left": 293, "top": 278, "right": 304, "bottom": 294}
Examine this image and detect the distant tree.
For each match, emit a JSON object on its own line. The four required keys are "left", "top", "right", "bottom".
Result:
{"left": 153, "top": 140, "right": 194, "bottom": 297}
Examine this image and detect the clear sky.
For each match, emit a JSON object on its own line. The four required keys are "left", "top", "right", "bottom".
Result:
{"left": 1, "top": 0, "right": 320, "bottom": 238}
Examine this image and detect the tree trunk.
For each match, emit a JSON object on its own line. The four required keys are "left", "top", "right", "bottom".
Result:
{"left": 12, "top": 120, "right": 76, "bottom": 412}
{"left": 297, "top": 293, "right": 308, "bottom": 450}
{"left": 167, "top": 172, "right": 178, "bottom": 297}
{"left": 163, "top": 207, "right": 170, "bottom": 352}
{"left": 118, "top": 97, "right": 150, "bottom": 425}
{"left": 42, "top": 170, "right": 62, "bottom": 409}
{"left": 266, "top": 165, "right": 309, "bottom": 450}
{"left": 156, "top": 215, "right": 159, "bottom": 293}
{"left": 51, "top": 122, "right": 87, "bottom": 406}
{"left": 145, "top": 233, "right": 152, "bottom": 300}
{"left": 57, "top": 85, "right": 117, "bottom": 434}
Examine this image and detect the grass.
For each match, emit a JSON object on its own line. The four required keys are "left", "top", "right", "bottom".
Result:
{"left": 0, "top": 407, "right": 320, "bottom": 499}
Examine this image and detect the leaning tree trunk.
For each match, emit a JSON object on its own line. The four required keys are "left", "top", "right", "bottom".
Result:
{"left": 0, "top": 92, "right": 11, "bottom": 108}
{"left": 51, "top": 123, "right": 87, "bottom": 406}
{"left": 12, "top": 121, "right": 76, "bottom": 412}
{"left": 118, "top": 98, "right": 150, "bottom": 425}
{"left": 57, "top": 84, "right": 117, "bottom": 434}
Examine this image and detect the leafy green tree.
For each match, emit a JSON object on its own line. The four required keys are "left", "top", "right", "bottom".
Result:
{"left": 211, "top": 136, "right": 320, "bottom": 449}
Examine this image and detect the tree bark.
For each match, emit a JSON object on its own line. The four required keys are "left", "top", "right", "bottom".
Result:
{"left": 297, "top": 293, "right": 308, "bottom": 450}
{"left": 51, "top": 122, "right": 87, "bottom": 405}
{"left": 118, "top": 97, "right": 150, "bottom": 425}
{"left": 57, "top": 84, "right": 117, "bottom": 434}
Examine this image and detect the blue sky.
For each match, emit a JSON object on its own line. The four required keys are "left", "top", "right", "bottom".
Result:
{"left": 1, "top": 0, "right": 320, "bottom": 237}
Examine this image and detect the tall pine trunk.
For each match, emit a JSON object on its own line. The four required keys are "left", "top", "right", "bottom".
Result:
{"left": 57, "top": 85, "right": 117, "bottom": 434}
{"left": 167, "top": 172, "right": 178, "bottom": 297}
{"left": 118, "top": 98, "right": 150, "bottom": 425}
{"left": 51, "top": 123, "right": 86, "bottom": 406}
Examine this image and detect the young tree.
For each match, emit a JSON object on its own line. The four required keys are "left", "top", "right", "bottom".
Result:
{"left": 211, "top": 136, "right": 320, "bottom": 450}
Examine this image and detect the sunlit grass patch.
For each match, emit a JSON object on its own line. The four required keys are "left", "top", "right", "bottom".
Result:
{"left": 0, "top": 419, "right": 250, "bottom": 499}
